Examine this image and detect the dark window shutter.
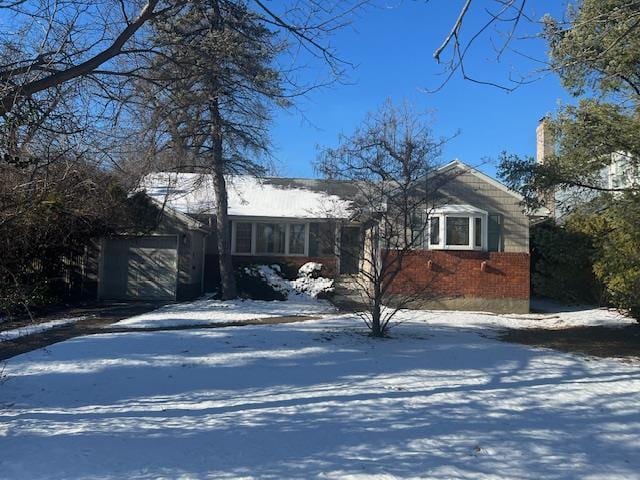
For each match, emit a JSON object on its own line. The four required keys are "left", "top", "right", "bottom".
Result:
{"left": 488, "top": 214, "right": 502, "bottom": 252}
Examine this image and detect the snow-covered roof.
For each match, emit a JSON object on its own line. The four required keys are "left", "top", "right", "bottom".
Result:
{"left": 139, "top": 172, "right": 356, "bottom": 219}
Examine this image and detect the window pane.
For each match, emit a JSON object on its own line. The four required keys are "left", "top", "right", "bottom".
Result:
{"left": 319, "top": 222, "right": 336, "bottom": 255}
{"left": 289, "top": 223, "right": 306, "bottom": 254}
{"left": 235, "top": 222, "right": 252, "bottom": 253}
{"left": 256, "top": 223, "right": 285, "bottom": 254}
{"left": 475, "top": 217, "right": 482, "bottom": 247}
{"left": 430, "top": 217, "right": 440, "bottom": 245}
{"left": 446, "top": 216, "right": 470, "bottom": 246}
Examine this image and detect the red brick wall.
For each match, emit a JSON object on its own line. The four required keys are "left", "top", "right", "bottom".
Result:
{"left": 386, "top": 250, "right": 530, "bottom": 300}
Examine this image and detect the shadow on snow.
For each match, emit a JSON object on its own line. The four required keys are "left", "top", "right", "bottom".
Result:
{"left": 1, "top": 318, "right": 639, "bottom": 479}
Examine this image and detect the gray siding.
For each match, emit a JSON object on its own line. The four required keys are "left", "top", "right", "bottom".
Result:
{"left": 99, "top": 209, "right": 207, "bottom": 301}
{"left": 437, "top": 170, "right": 529, "bottom": 252}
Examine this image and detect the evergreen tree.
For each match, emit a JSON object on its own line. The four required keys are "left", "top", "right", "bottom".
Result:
{"left": 498, "top": 0, "right": 640, "bottom": 318}
{"left": 143, "top": 0, "right": 287, "bottom": 299}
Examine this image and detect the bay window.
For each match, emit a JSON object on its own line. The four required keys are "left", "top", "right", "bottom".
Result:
{"left": 411, "top": 205, "right": 489, "bottom": 251}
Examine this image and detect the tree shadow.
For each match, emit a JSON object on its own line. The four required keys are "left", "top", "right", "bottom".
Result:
{"left": 1, "top": 318, "right": 640, "bottom": 479}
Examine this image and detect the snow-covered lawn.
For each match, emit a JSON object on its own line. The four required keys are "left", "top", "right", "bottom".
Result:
{"left": 113, "top": 296, "right": 337, "bottom": 329}
{"left": 0, "top": 316, "right": 87, "bottom": 342}
{"left": 1, "top": 307, "right": 639, "bottom": 479}
{"left": 420, "top": 305, "right": 636, "bottom": 330}
{"left": 113, "top": 262, "right": 337, "bottom": 330}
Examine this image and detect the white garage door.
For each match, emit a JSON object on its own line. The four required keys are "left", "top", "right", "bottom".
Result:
{"left": 100, "top": 236, "right": 178, "bottom": 301}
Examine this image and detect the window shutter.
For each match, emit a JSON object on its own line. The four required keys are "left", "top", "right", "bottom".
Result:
{"left": 488, "top": 214, "right": 502, "bottom": 252}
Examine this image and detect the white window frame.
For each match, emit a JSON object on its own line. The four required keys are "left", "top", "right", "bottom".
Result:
{"left": 232, "top": 221, "right": 254, "bottom": 255}
{"left": 231, "top": 219, "right": 309, "bottom": 257}
{"left": 424, "top": 205, "right": 488, "bottom": 251}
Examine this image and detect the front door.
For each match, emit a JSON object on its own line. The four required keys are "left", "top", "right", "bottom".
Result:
{"left": 340, "top": 226, "right": 361, "bottom": 274}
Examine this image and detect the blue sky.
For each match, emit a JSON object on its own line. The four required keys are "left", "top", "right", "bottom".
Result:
{"left": 269, "top": 1, "right": 572, "bottom": 179}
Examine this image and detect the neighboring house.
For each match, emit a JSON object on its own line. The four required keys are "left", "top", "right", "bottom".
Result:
{"left": 536, "top": 118, "right": 640, "bottom": 219}
{"left": 97, "top": 160, "right": 535, "bottom": 313}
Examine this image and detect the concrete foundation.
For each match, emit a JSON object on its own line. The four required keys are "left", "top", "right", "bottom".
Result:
{"left": 390, "top": 295, "right": 530, "bottom": 314}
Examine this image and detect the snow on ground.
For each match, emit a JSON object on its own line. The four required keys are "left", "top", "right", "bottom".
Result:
{"left": 0, "top": 316, "right": 87, "bottom": 342}
{"left": 112, "top": 296, "right": 336, "bottom": 329}
{"left": 115, "top": 263, "right": 335, "bottom": 330}
{"left": 405, "top": 306, "right": 636, "bottom": 330}
{"left": 1, "top": 309, "right": 640, "bottom": 479}
{"left": 115, "top": 295, "right": 634, "bottom": 332}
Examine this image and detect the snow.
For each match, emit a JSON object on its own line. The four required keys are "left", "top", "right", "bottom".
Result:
{"left": 246, "top": 264, "right": 292, "bottom": 296}
{"left": 1, "top": 308, "right": 639, "bottom": 479}
{"left": 402, "top": 306, "right": 636, "bottom": 331}
{"left": 292, "top": 262, "right": 335, "bottom": 298}
{"left": 139, "top": 173, "right": 354, "bottom": 218}
{"left": 112, "top": 296, "right": 336, "bottom": 329}
{"left": 115, "top": 263, "right": 335, "bottom": 330}
{"left": 298, "top": 261, "right": 323, "bottom": 276}
{"left": 292, "top": 274, "right": 334, "bottom": 298}
{"left": 248, "top": 263, "right": 334, "bottom": 299}
{"left": 0, "top": 316, "right": 86, "bottom": 342}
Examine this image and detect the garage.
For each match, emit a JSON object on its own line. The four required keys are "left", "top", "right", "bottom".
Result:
{"left": 99, "top": 235, "right": 178, "bottom": 301}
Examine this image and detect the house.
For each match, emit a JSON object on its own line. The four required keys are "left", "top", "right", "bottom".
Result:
{"left": 536, "top": 117, "right": 640, "bottom": 219}
{"left": 97, "top": 160, "right": 535, "bottom": 313}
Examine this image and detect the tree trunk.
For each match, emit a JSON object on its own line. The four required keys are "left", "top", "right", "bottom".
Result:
{"left": 210, "top": 98, "right": 237, "bottom": 299}
{"left": 371, "top": 282, "right": 383, "bottom": 337}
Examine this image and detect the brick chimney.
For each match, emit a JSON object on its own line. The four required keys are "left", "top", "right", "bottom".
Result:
{"left": 536, "top": 116, "right": 554, "bottom": 164}
{"left": 535, "top": 116, "right": 556, "bottom": 217}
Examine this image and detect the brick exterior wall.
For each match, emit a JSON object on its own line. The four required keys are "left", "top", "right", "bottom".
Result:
{"left": 387, "top": 250, "right": 530, "bottom": 300}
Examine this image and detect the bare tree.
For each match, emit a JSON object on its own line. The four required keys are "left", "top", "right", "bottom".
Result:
{"left": 430, "top": 0, "right": 534, "bottom": 91}
{"left": 317, "top": 100, "right": 452, "bottom": 337}
{"left": 431, "top": 1, "right": 640, "bottom": 93}
{"left": 0, "top": 0, "right": 175, "bottom": 117}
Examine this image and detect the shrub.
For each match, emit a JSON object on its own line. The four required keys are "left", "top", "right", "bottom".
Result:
{"left": 292, "top": 262, "right": 334, "bottom": 299}
{"left": 530, "top": 221, "right": 602, "bottom": 304}
{"left": 236, "top": 265, "right": 287, "bottom": 301}
{"left": 567, "top": 195, "right": 640, "bottom": 320}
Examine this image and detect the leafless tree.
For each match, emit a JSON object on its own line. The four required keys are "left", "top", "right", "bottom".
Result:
{"left": 317, "top": 100, "right": 453, "bottom": 336}
{"left": 429, "top": 0, "right": 538, "bottom": 92}
{"left": 0, "top": 0, "right": 175, "bottom": 117}
{"left": 431, "top": 1, "right": 640, "bottom": 93}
